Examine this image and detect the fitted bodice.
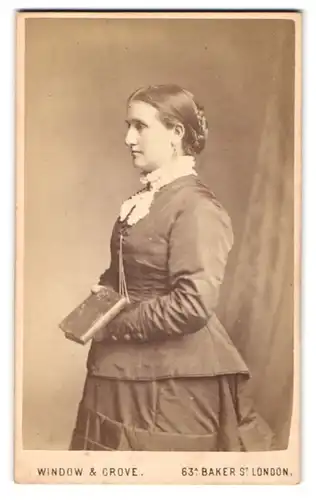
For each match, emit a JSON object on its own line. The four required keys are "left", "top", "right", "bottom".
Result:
{"left": 88, "top": 175, "right": 249, "bottom": 381}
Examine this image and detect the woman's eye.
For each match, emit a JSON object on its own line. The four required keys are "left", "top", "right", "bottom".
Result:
{"left": 135, "top": 122, "right": 145, "bottom": 132}
{"left": 126, "top": 121, "right": 146, "bottom": 133}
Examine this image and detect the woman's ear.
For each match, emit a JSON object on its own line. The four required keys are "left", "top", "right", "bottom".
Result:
{"left": 172, "top": 122, "right": 185, "bottom": 144}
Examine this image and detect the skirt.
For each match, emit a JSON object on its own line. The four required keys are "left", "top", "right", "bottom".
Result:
{"left": 70, "top": 374, "right": 274, "bottom": 451}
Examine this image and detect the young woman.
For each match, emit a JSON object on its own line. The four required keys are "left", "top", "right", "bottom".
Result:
{"left": 70, "top": 84, "right": 273, "bottom": 451}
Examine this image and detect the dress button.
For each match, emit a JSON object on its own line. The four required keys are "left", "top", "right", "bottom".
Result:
{"left": 124, "top": 334, "right": 131, "bottom": 341}
{"left": 111, "top": 335, "right": 118, "bottom": 341}
{"left": 136, "top": 332, "right": 143, "bottom": 340}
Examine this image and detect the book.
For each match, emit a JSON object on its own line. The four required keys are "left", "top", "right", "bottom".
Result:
{"left": 59, "top": 286, "right": 129, "bottom": 345}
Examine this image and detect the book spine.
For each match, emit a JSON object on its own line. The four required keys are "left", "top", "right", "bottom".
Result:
{"left": 80, "top": 297, "right": 129, "bottom": 344}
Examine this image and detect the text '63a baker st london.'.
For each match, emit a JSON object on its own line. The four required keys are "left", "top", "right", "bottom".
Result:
{"left": 181, "top": 466, "right": 292, "bottom": 478}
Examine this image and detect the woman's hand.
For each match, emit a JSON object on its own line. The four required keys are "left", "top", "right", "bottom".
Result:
{"left": 92, "top": 321, "right": 121, "bottom": 343}
{"left": 93, "top": 326, "right": 109, "bottom": 342}
{"left": 91, "top": 284, "right": 107, "bottom": 294}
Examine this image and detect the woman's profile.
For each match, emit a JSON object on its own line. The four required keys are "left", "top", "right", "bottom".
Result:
{"left": 70, "top": 84, "right": 273, "bottom": 452}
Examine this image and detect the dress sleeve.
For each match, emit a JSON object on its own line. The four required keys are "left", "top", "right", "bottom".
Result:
{"left": 98, "top": 263, "right": 116, "bottom": 287}
{"left": 97, "top": 223, "right": 119, "bottom": 288}
{"left": 102, "top": 200, "right": 234, "bottom": 343}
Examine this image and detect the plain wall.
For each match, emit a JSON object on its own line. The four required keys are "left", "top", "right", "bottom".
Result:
{"left": 22, "top": 18, "right": 294, "bottom": 449}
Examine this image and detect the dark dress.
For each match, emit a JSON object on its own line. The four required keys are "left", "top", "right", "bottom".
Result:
{"left": 70, "top": 175, "right": 274, "bottom": 451}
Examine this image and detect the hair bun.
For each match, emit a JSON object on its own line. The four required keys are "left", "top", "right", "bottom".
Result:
{"left": 196, "top": 106, "right": 208, "bottom": 138}
{"left": 187, "top": 105, "right": 208, "bottom": 155}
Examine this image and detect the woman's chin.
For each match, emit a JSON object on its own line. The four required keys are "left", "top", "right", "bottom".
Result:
{"left": 131, "top": 157, "right": 157, "bottom": 174}
{"left": 132, "top": 157, "right": 147, "bottom": 170}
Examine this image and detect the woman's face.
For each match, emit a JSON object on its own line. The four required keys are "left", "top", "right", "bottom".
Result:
{"left": 125, "top": 100, "right": 175, "bottom": 172}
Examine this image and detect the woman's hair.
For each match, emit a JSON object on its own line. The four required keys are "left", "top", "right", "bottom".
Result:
{"left": 127, "top": 84, "right": 208, "bottom": 156}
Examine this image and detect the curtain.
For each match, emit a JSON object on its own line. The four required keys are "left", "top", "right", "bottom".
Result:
{"left": 220, "top": 26, "right": 295, "bottom": 450}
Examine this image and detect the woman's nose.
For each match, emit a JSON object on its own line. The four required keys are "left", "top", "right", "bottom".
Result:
{"left": 125, "top": 126, "right": 137, "bottom": 147}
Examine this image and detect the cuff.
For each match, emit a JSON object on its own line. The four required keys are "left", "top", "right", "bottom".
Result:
{"left": 96, "top": 303, "right": 146, "bottom": 344}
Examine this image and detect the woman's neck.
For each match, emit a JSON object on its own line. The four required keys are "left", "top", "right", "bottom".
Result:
{"left": 140, "top": 155, "right": 196, "bottom": 190}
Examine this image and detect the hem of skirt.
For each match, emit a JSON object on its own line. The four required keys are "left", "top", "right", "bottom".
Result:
{"left": 70, "top": 407, "right": 219, "bottom": 451}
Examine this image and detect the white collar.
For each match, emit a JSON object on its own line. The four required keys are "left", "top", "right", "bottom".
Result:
{"left": 139, "top": 155, "right": 196, "bottom": 191}
{"left": 119, "top": 155, "right": 197, "bottom": 226}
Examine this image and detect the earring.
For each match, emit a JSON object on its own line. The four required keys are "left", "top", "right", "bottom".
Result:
{"left": 171, "top": 143, "right": 177, "bottom": 156}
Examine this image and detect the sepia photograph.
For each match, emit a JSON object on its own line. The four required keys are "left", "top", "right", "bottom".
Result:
{"left": 15, "top": 11, "right": 301, "bottom": 484}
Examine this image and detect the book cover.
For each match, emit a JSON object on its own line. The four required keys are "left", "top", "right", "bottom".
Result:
{"left": 59, "top": 287, "right": 129, "bottom": 345}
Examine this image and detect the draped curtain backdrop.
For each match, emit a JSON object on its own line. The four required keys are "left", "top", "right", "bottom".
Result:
{"left": 23, "top": 18, "right": 295, "bottom": 450}
{"left": 218, "top": 28, "right": 295, "bottom": 450}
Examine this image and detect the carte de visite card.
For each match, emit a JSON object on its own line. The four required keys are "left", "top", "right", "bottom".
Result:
{"left": 14, "top": 10, "right": 301, "bottom": 485}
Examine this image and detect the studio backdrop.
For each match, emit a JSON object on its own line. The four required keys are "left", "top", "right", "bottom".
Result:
{"left": 22, "top": 18, "right": 295, "bottom": 450}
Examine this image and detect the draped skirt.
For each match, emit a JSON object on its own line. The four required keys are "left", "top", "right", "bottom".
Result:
{"left": 70, "top": 373, "right": 274, "bottom": 451}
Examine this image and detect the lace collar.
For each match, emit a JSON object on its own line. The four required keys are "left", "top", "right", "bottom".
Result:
{"left": 140, "top": 155, "right": 196, "bottom": 190}
{"left": 119, "top": 155, "right": 197, "bottom": 226}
